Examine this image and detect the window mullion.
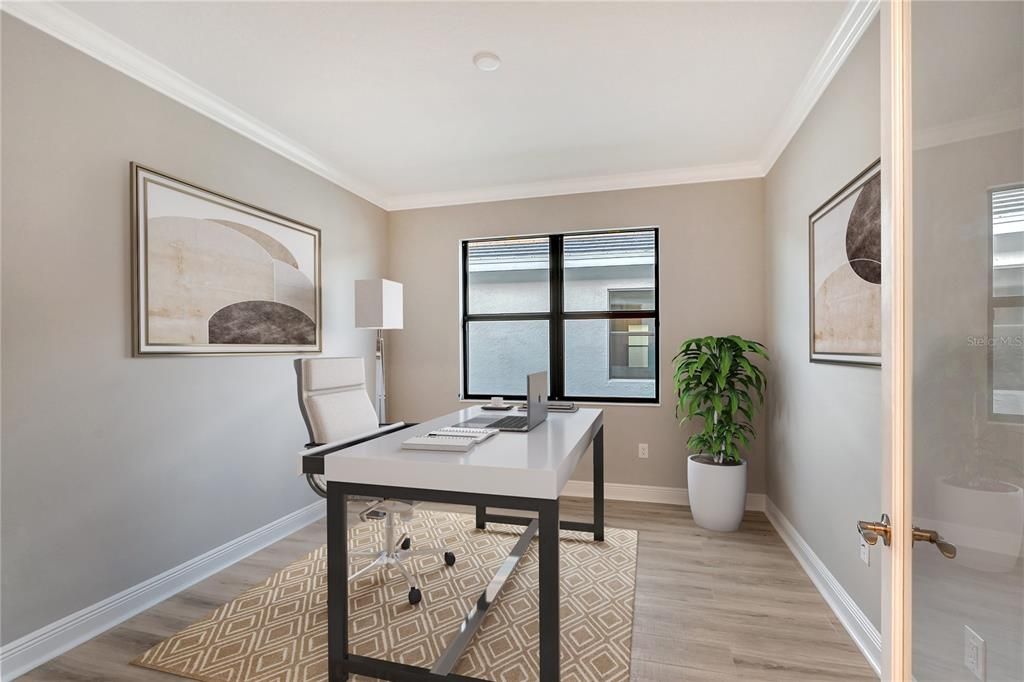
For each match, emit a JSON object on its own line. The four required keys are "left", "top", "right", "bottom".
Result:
{"left": 463, "top": 228, "right": 659, "bottom": 404}
{"left": 550, "top": 235, "right": 565, "bottom": 400}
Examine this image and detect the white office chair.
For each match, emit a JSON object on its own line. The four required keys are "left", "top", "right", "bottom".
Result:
{"left": 295, "top": 357, "right": 454, "bottom": 605}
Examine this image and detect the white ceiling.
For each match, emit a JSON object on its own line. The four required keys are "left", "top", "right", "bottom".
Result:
{"left": 20, "top": 2, "right": 874, "bottom": 209}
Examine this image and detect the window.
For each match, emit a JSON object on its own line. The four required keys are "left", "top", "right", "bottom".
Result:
{"left": 990, "top": 186, "right": 1024, "bottom": 421}
{"left": 462, "top": 228, "right": 658, "bottom": 403}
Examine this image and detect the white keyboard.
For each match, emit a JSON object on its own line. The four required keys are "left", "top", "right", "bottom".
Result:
{"left": 401, "top": 427, "right": 498, "bottom": 452}
{"left": 401, "top": 436, "right": 477, "bottom": 452}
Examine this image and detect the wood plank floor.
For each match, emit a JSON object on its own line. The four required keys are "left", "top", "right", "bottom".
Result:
{"left": 19, "top": 498, "right": 876, "bottom": 681}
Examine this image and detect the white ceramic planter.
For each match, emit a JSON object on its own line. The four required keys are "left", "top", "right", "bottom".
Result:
{"left": 933, "top": 476, "right": 1024, "bottom": 573}
{"left": 687, "top": 454, "right": 747, "bottom": 531}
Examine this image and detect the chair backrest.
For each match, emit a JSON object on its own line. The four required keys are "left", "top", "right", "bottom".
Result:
{"left": 295, "top": 357, "right": 379, "bottom": 445}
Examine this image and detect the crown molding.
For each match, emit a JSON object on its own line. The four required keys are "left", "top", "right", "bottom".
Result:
{"left": 387, "top": 0, "right": 876, "bottom": 209}
{"left": 4, "top": 1, "right": 875, "bottom": 212}
{"left": 385, "top": 160, "right": 764, "bottom": 211}
{"left": 914, "top": 108, "right": 1023, "bottom": 151}
{"left": 758, "top": 0, "right": 880, "bottom": 176}
{"left": 1, "top": 2, "right": 389, "bottom": 209}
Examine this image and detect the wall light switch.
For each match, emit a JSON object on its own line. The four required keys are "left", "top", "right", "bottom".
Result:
{"left": 859, "top": 538, "right": 870, "bottom": 566}
{"left": 638, "top": 443, "right": 649, "bottom": 459}
{"left": 964, "top": 625, "right": 985, "bottom": 681}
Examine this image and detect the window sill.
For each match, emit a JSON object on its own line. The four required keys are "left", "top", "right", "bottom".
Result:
{"left": 459, "top": 398, "right": 662, "bottom": 408}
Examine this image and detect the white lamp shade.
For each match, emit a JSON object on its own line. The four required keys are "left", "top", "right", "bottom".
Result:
{"left": 354, "top": 279, "right": 403, "bottom": 329}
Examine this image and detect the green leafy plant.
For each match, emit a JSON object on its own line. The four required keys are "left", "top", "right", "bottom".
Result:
{"left": 673, "top": 336, "right": 769, "bottom": 464}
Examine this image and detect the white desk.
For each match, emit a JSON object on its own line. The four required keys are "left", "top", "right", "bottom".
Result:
{"left": 322, "top": 406, "right": 602, "bottom": 499}
{"left": 302, "top": 406, "right": 605, "bottom": 682}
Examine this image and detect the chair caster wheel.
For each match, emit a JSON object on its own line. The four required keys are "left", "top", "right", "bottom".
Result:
{"left": 401, "top": 538, "right": 411, "bottom": 551}
{"left": 408, "top": 587, "right": 422, "bottom": 605}
{"left": 444, "top": 551, "right": 456, "bottom": 567}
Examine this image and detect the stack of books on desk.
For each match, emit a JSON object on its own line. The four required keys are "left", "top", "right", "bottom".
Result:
{"left": 401, "top": 427, "right": 499, "bottom": 452}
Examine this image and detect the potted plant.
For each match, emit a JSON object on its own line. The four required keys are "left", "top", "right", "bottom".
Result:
{"left": 932, "top": 392, "right": 1023, "bottom": 572}
{"left": 673, "top": 335, "right": 768, "bottom": 531}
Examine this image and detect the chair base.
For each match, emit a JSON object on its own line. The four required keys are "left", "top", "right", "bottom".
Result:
{"left": 350, "top": 511, "right": 455, "bottom": 605}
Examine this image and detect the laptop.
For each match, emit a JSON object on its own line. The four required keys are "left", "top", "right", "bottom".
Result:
{"left": 458, "top": 372, "right": 548, "bottom": 432}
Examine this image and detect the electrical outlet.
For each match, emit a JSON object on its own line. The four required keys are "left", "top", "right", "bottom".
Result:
{"left": 859, "top": 538, "right": 870, "bottom": 566}
{"left": 964, "top": 625, "right": 985, "bottom": 681}
{"left": 638, "top": 443, "right": 649, "bottom": 459}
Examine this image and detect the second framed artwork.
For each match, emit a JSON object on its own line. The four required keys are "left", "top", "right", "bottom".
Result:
{"left": 809, "top": 160, "right": 882, "bottom": 366}
{"left": 131, "top": 163, "right": 322, "bottom": 355}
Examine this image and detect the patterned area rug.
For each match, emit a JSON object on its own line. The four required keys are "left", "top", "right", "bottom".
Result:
{"left": 133, "top": 511, "right": 637, "bottom": 682}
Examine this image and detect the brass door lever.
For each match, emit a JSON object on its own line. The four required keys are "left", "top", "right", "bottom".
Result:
{"left": 856, "top": 514, "right": 956, "bottom": 559}
{"left": 857, "top": 514, "right": 892, "bottom": 547}
{"left": 912, "top": 527, "right": 957, "bottom": 559}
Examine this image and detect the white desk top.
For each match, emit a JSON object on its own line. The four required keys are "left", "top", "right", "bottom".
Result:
{"left": 319, "top": 407, "right": 603, "bottom": 500}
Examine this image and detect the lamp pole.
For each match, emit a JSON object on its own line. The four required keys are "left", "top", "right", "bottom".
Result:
{"left": 355, "top": 278, "right": 402, "bottom": 425}
{"left": 376, "top": 328, "right": 387, "bottom": 423}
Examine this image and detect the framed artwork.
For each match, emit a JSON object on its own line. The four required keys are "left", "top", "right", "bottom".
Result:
{"left": 131, "top": 163, "right": 322, "bottom": 355}
{"left": 809, "top": 160, "right": 882, "bottom": 366}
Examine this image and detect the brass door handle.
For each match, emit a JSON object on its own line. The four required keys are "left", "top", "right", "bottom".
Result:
{"left": 857, "top": 514, "right": 892, "bottom": 547}
{"left": 912, "top": 527, "right": 957, "bottom": 559}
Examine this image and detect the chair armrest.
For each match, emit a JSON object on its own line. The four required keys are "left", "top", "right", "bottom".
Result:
{"left": 298, "top": 421, "right": 415, "bottom": 476}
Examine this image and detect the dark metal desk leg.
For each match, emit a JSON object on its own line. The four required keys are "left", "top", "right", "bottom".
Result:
{"left": 475, "top": 505, "right": 487, "bottom": 529}
{"left": 593, "top": 426, "right": 605, "bottom": 542}
{"left": 327, "top": 483, "right": 349, "bottom": 681}
{"left": 538, "top": 498, "right": 560, "bottom": 681}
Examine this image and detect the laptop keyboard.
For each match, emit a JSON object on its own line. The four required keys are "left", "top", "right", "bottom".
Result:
{"left": 488, "top": 416, "right": 529, "bottom": 430}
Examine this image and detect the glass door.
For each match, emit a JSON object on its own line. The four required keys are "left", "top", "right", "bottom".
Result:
{"left": 908, "top": 1, "right": 1024, "bottom": 679}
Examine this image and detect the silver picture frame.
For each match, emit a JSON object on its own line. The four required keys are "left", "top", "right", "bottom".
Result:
{"left": 809, "top": 159, "right": 882, "bottom": 366}
{"left": 131, "top": 163, "right": 322, "bottom": 356}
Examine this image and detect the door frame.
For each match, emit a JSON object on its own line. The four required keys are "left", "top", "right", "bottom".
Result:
{"left": 880, "top": 1, "right": 912, "bottom": 679}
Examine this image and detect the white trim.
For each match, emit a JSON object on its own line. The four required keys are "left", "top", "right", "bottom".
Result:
{"left": 3, "top": 1, "right": 878, "bottom": 211}
{"left": 764, "top": 498, "right": 882, "bottom": 678}
{"left": 759, "top": 0, "right": 881, "bottom": 176}
{"left": 914, "top": 108, "right": 1023, "bottom": 151}
{"left": 386, "top": 161, "right": 764, "bottom": 211}
{"left": 0, "top": 2, "right": 388, "bottom": 209}
{"left": 388, "top": 0, "right": 879, "bottom": 209}
{"left": 561, "top": 480, "right": 766, "bottom": 512}
{"left": 0, "top": 500, "right": 326, "bottom": 682}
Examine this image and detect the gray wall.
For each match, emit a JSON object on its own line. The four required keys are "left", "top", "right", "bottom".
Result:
{"left": 911, "top": 128, "right": 1024, "bottom": 682}
{"left": 907, "top": 4, "right": 1023, "bottom": 669}
{"left": 387, "top": 179, "right": 766, "bottom": 492}
{"left": 0, "top": 17, "right": 388, "bottom": 644}
{"left": 763, "top": 19, "right": 882, "bottom": 627}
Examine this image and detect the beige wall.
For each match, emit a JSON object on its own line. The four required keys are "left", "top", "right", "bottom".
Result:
{"left": 763, "top": 19, "right": 882, "bottom": 627}
{"left": 1, "top": 5, "right": 891, "bottom": 654}
{"left": 1, "top": 17, "right": 388, "bottom": 644}
{"left": 387, "top": 180, "right": 766, "bottom": 492}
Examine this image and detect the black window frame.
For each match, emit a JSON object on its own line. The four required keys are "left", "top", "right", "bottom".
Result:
{"left": 460, "top": 227, "right": 660, "bottom": 404}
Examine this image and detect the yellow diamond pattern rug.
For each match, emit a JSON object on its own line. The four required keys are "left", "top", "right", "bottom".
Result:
{"left": 133, "top": 511, "right": 637, "bottom": 682}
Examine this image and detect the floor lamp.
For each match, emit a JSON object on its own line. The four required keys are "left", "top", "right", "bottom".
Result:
{"left": 354, "top": 278, "right": 403, "bottom": 423}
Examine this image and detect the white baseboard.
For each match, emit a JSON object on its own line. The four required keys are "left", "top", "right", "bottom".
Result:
{"left": 561, "top": 480, "right": 766, "bottom": 512}
{"left": 0, "top": 492, "right": 878, "bottom": 680}
{"left": 764, "top": 499, "right": 882, "bottom": 678}
{"left": 0, "top": 500, "right": 326, "bottom": 682}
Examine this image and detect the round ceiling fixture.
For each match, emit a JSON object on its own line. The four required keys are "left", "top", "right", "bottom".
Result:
{"left": 473, "top": 52, "right": 501, "bottom": 72}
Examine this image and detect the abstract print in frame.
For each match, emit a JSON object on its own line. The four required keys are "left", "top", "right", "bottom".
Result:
{"left": 131, "top": 163, "right": 322, "bottom": 355}
{"left": 809, "top": 160, "right": 882, "bottom": 366}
